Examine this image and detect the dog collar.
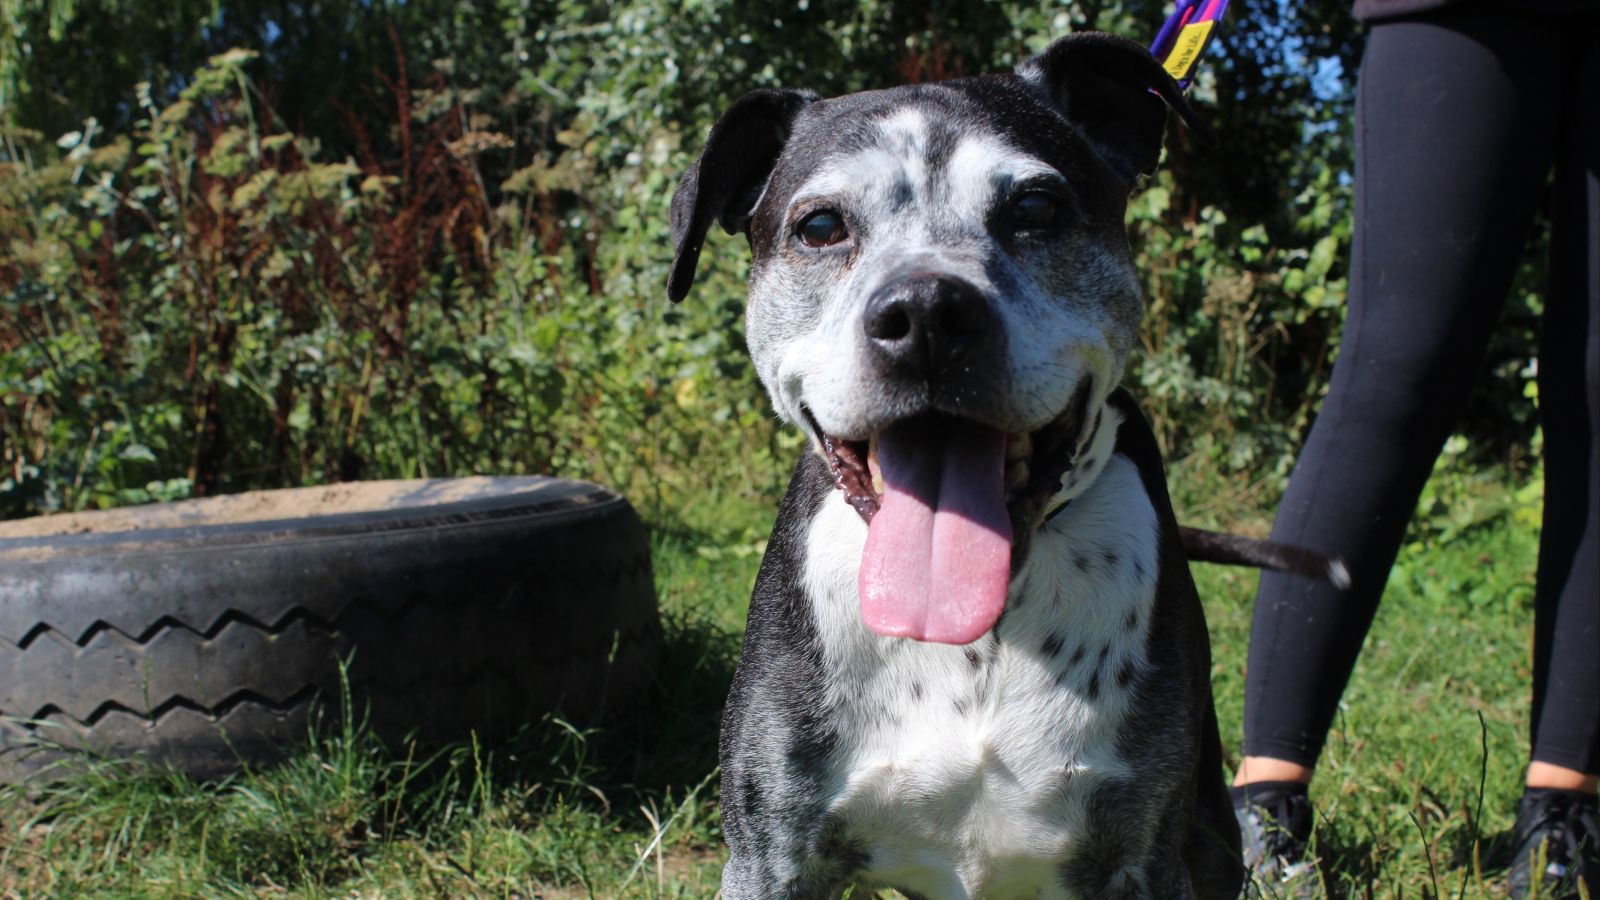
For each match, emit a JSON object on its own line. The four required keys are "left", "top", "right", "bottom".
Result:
{"left": 1150, "top": 0, "right": 1230, "bottom": 90}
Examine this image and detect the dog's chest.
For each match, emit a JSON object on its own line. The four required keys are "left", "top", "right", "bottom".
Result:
{"left": 800, "top": 450, "right": 1162, "bottom": 898}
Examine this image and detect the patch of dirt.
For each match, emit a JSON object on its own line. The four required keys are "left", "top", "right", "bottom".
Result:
{"left": 0, "top": 797, "right": 51, "bottom": 896}
{"left": 0, "top": 477, "right": 558, "bottom": 539}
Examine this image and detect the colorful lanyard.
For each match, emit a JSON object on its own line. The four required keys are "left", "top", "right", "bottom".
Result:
{"left": 1150, "top": 0, "right": 1231, "bottom": 89}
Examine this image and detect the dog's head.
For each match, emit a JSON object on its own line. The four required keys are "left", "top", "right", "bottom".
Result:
{"left": 670, "top": 32, "right": 1211, "bottom": 644}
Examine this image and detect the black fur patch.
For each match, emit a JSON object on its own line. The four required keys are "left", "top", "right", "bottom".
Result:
{"left": 1041, "top": 633, "right": 1065, "bottom": 658}
{"left": 890, "top": 177, "right": 915, "bottom": 210}
{"left": 814, "top": 816, "right": 871, "bottom": 874}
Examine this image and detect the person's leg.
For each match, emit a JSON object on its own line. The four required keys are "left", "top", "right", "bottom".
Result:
{"left": 1238, "top": 9, "right": 1567, "bottom": 787}
{"left": 1508, "top": 31, "right": 1599, "bottom": 899}
{"left": 1526, "top": 22, "right": 1600, "bottom": 794}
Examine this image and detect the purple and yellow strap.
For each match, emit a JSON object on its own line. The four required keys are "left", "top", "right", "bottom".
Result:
{"left": 1150, "top": 0, "right": 1230, "bottom": 90}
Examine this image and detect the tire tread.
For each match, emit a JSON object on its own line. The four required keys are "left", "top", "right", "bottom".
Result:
{"left": 0, "top": 480, "right": 659, "bottom": 782}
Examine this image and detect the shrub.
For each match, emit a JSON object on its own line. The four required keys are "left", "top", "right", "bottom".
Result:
{"left": 0, "top": 1, "right": 1541, "bottom": 523}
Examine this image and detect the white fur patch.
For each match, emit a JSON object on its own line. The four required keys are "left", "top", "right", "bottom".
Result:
{"left": 942, "top": 133, "right": 1059, "bottom": 223}
{"left": 800, "top": 404, "right": 1161, "bottom": 898}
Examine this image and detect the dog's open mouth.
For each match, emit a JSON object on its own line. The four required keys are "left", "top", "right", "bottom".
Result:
{"left": 808, "top": 385, "right": 1093, "bottom": 645}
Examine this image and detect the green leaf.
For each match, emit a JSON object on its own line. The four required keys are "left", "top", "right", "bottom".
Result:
{"left": 1306, "top": 235, "right": 1339, "bottom": 284}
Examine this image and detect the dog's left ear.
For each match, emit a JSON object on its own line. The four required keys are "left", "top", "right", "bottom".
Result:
{"left": 668, "top": 88, "right": 818, "bottom": 303}
{"left": 1017, "top": 32, "right": 1217, "bottom": 185}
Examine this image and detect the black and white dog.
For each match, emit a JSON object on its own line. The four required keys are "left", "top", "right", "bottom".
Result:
{"left": 670, "top": 32, "right": 1244, "bottom": 899}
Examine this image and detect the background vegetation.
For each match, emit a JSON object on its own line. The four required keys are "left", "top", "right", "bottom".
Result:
{"left": 2, "top": 0, "right": 1547, "bottom": 520}
{"left": 0, "top": 0, "right": 1556, "bottom": 896}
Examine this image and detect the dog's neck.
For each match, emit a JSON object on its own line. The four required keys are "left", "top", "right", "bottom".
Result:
{"left": 1042, "top": 397, "right": 1121, "bottom": 521}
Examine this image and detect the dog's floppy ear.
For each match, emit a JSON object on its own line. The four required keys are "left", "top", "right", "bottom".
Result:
{"left": 668, "top": 88, "right": 818, "bottom": 303}
{"left": 1017, "top": 32, "right": 1216, "bottom": 185}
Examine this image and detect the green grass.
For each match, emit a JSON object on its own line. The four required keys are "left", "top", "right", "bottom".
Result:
{"left": 0, "top": 454, "right": 1559, "bottom": 898}
{"left": 1175, "top": 450, "right": 1546, "bottom": 900}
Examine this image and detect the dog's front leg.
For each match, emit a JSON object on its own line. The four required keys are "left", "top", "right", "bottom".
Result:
{"left": 720, "top": 857, "right": 850, "bottom": 900}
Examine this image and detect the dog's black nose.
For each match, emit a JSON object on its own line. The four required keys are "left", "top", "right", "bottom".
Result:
{"left": 863, "top": 274, "right": 993, "bottom": 379}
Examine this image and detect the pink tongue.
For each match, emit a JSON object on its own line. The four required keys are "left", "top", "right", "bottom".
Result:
{"left": 859, "top": 419, "right": 1013, "bottom": 644}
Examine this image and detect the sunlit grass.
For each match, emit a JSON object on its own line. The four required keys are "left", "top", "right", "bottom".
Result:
{"left": 0, "top": 456, "right": 1553, "bottom": 898}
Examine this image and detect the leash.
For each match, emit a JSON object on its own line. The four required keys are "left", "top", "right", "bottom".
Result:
{"left": 1150, "top": 0, "right": 1231, "bottom": 90}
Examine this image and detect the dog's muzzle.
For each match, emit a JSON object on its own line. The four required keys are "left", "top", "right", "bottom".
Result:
{"left": 805, "top": 279, "right": 1097, "bottom": 647}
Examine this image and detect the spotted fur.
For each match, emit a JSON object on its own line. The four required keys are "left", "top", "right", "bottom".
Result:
{"left": 672, "top": 31, "right": 1239, "bottom": 900}
{"left": 744, "top": 86, "right": 1139, "bottom": 446}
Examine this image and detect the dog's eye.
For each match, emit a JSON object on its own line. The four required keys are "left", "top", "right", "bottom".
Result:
{"left": 1010, "top": 191, "right": 1058, "bottom": 228}
{"left": 797, "top": 210, "right": 849, "bottom": 248}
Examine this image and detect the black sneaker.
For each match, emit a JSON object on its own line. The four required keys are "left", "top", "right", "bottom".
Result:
{"left": 1507, "top": 787, "right": 1599, "bottom": 900}
{"left": 1232, "top": 781, "right": 1321, "bottom": 898}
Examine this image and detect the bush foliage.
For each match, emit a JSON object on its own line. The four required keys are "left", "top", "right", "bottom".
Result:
{"left": 0, "top": 0, "right": 1542, "bottom": 520}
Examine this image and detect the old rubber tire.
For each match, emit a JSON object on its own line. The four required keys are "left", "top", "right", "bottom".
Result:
{"left": 0, "top": 477, "right": 659, "bottom": 782}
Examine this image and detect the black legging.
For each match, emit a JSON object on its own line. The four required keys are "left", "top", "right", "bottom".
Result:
{"left": 1243, "top": 8, "right": 1599, "bottom": 775}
